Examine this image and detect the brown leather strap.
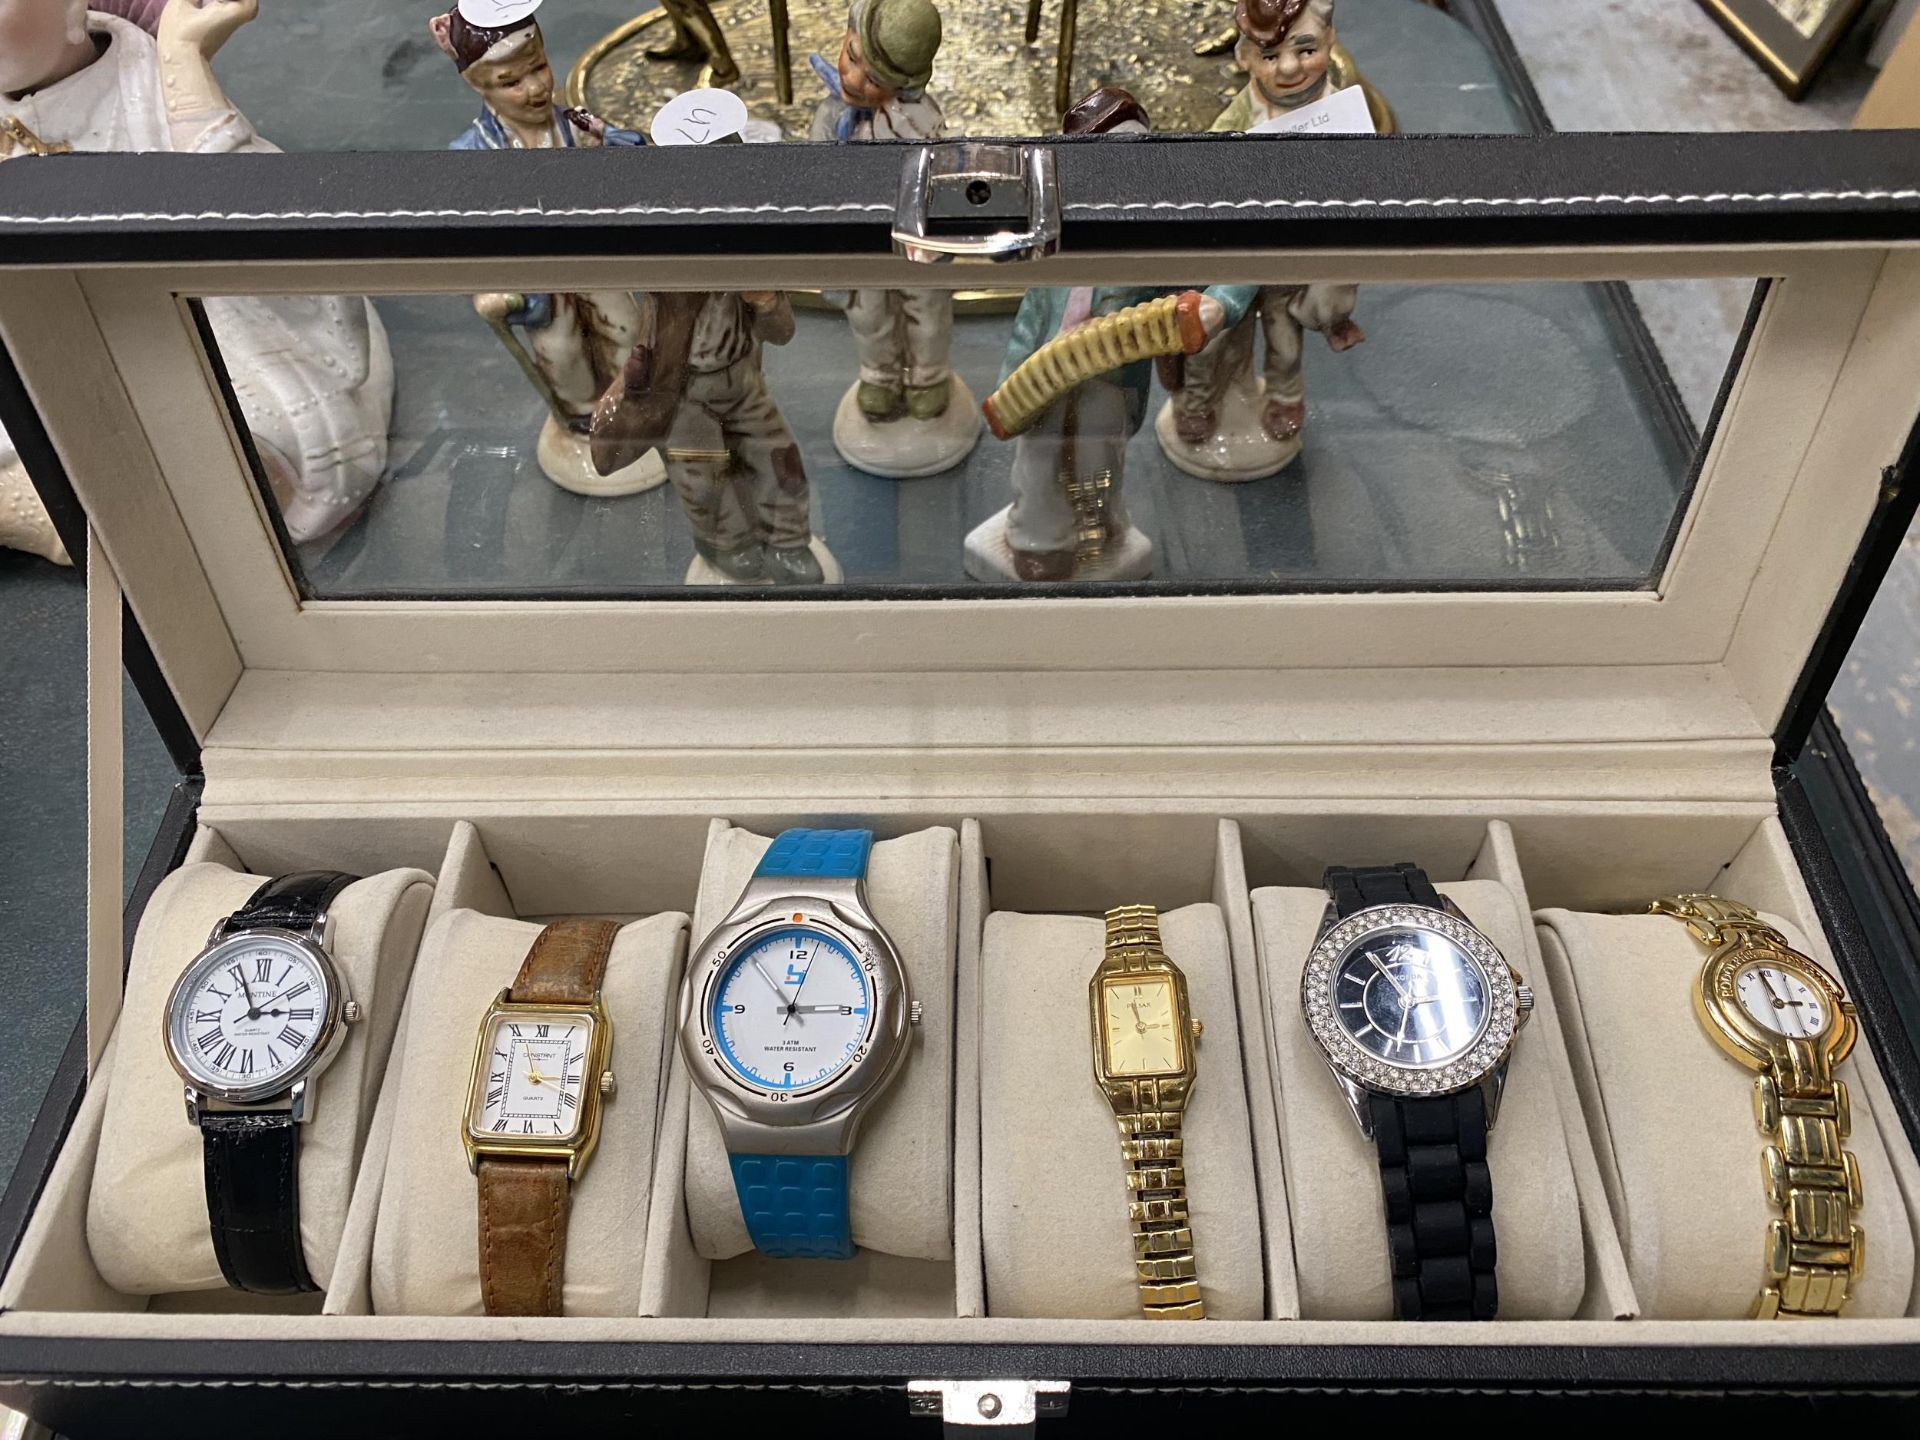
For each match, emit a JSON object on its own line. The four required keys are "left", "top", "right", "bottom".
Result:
{"left": 475, "top": 920, "right": 618, "bottom": 1316}
{"left": 477, "top": 1156, "right": 571, "bottom": 1317}
{"left": 508, "top": 918, "right": 619, "bottom": 1005}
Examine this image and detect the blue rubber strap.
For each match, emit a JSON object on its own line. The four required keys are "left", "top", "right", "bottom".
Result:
{"left": 754, "top": 828, "right": 873, "bottom": 880}
{"left": 728, "top": 1153, "right": 854, "bottom": 1260}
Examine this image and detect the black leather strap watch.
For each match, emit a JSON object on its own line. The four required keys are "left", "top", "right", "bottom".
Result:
{"left": 1299, "top": 863, "right": 1532, "bottom": 1321}
{"left": 162, "top": 871, "right": 362, "bottom": 1294}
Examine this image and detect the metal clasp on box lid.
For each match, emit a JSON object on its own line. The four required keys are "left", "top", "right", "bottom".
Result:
{"left": 908, "top": 1380, "right": 1070, "bottom": 1435}
{"left": 893, "top": 144, "right": 1061, "bottom": 265}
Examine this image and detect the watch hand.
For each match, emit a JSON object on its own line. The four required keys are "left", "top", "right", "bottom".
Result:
{"left": 1761, "top": 970, "right": 1792, "bottom": 1008}
{"left": 750, "top": 956, "right": 795, "bottom": 1013}
{"left": 792, "top": 1004, "right": 852, "bottom": 1014}
{"left": 238, "top": 973, "right": 260, "bottom": 1017}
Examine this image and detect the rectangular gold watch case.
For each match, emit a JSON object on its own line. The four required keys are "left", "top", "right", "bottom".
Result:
{"left": 1088, "top": 956, "right": 1198, "bottom": 1112}
{"left": 460, "top": 989, "right": 614, "bottom": 1182}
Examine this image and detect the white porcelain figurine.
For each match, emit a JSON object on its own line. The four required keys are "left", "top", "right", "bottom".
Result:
{"left": 0, "top": 0, "right": 395, "bottom": 550}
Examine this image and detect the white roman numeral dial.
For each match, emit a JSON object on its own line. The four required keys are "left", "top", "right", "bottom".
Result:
{"left": 470, "top": 1013, "right": 594, "bottom": 1141}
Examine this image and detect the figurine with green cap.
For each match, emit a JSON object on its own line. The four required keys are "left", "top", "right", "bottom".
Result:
{"left": 809, "top": 0, "right": 976, "bottom": 477}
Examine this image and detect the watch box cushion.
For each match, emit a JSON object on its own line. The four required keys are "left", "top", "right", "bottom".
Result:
{"left": 979, "top": 904, "right": 1265, "bottom": 1320}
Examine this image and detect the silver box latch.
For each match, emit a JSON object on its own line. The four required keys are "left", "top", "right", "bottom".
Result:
{"left": 907, "top": 1379, "right": 1070, "bottom": 1436}
{"left": 892, "top": 145, "right": 1061, "bottom": 265}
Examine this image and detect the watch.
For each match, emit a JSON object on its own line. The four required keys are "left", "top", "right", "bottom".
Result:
{"left": 1651, "top": 893, "right": 1863, "bottom": 1318}
{"left": 1299, "top": 863, "right": 1533, "bottom": 1321}
{"left": 1088, "top": 904, "right": 1207, "bottom": 1320}
{"left": 679, "top": 828, "right": 917, "bottom": 1260}
{"left": 462, "top": 919, "right": 620, "bottom": 1317}
{"left": 162, "top": 870, "right": 362, "bottom": 1295}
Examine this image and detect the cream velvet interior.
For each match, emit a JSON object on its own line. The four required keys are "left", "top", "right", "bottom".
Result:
{"left": 1536, "top": 908, "right": 1919, "bottom": 1319}
{"left": 84, "top": 860, "right": 433, "bottom": 1297}
{"left": 979, "top": 904, "right": 1263, "bottom": 1320}
{"left": 681, "top": 823, "right": 959, "bottom": 1263}
{"left": 6, "top": 807, "right": 1920, "bottom": 1350}
{"left": 1253, "top": 874, "right": 1588, "bottom": 1320}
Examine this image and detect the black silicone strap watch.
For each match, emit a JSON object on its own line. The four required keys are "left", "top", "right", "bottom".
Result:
{"left": 197, "top": 870, "right": 359, "bottom": 1295}
{"left": 1325, "top": 863, "right": 1499, "bottom": 1321}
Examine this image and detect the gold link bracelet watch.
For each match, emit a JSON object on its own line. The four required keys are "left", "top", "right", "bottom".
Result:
{"left": 1651, "top": 894, "right": 1863, "bottom": 1317}
{"left": 1088, "top": 905, "right": 1206, "bottom": 1319}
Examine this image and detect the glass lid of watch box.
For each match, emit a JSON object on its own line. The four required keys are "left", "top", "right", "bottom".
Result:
{"left": 185, "top": 269, "right": 1725, "bottom": 600}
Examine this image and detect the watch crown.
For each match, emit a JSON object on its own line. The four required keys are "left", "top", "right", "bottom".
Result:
{"left": 909, "top": 1000, "right": 924, "bottom": 1028}
{"left": 1191, "top": 1018, "right": 1205, "bottom": 1039}
{"left": 1515, "top": 984, "right": 1535, "bottom": 1024}
{"left": 599, "top": 1070, "right": 617, "bottom": 1097}
{"left": 342, "top": 1000, "right": 364, "bottom": 1025}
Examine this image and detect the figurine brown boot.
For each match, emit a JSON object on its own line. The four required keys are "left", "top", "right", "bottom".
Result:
{"left": 905, "top": 378, "right": 952, "bottom": 421}
{"left": 1263, "top": 397, "right": 1306, "bottom": 443}
{"left": 1010, "top": 546, "right": 1076, "bottom": 581}
{"left": 858, "top": 380, "right": 907, "bottom": 422}
{"left": 765, "top": 543, "right": 826, "bottom": 584}
{"left": 1173, "top": 405, "right": 1216, "bottom": 444}
{"left": 695, "top": 538, "right": 768, "bottom": 582}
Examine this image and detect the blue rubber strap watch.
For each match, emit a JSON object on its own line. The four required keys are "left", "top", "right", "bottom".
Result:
{"left": 727, "top": 1153, "right": 854, "bottom": 1260}
{"left": 731, "top": 828, "right": 872, "bottom": 1259}
{"left": 753, "top": 827, "right": 873, "bottom": 881}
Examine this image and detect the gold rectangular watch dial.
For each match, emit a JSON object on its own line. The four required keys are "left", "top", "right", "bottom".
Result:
{"left": 1100, "top": 976, "right": 1186, "bottom": 1077}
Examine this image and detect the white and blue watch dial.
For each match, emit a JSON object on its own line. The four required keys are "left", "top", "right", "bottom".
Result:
{"left": 709, "top": 925, "right": 872, "bottom": 1092}
{"left": 679, "top": 828, "right": 917, "bottom": 1261}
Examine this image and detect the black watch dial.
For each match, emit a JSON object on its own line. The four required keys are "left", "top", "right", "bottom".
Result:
{"left": 1332, "top": 927, "right": 1490, "bottom": 1068}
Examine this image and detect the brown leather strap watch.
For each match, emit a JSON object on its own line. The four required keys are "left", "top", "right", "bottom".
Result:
{"left": 462, "top": 920, "right": 619, "bottom": 1317}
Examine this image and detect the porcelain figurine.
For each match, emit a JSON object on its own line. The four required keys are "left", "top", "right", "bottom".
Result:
{"left": 806, "top": 0, "right": 975, "bottom": 479}
{"left": 966, "top": 89, "right": 1255, "bottom": 583}
{"left": 1158, "top": 0, "right": 1377, "bottom": 482}
{"left": 0, "top": 441, "right": 68, "bottom": 564}
{"left": 432, "top": 0, "right": 667, "bottom": 498}
{"left": 0, "top": 0, "right": 394, "bottom": 549}
{"left": 590, "top": 291, "right": 840, "bottom": 586}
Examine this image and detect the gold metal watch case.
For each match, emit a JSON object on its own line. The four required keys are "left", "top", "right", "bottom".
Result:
{"left": 1088, "top": 951, "right": 1201, "bottom": 1105}
{"left": 1689, "top": 929, "right": 1857, "bottom": 1081}
{"left": 462, "top": 990, "right": 615, "bottom": 1182}
{"left": 1089, "top": 905, "right": 1208, "bottom": 1320}
{"left": 1655, "top": 894, "right": 1863, "bottom": 1318}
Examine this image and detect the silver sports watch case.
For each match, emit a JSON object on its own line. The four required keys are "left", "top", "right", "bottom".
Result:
{"left": 678, "top": 869, "right": 916, "bottom": 1157}
{"left": 162, "top": 915, "right": 359, "bottom": 1126}
{"left": 1300, "top": 898, "right": 1534, "bottom": 1140}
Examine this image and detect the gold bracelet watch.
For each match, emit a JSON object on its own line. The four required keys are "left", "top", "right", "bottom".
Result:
{"left": 1088, "top": 905, "right": 1206, "bottom": 1320}
{"left": 1651, "top": 893, "right": 1863, "bottom": 1318}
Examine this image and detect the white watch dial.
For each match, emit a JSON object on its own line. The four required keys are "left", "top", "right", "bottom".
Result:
{"left": 168, "top": 937, "right": 330, "bottom": 1092}
{"left": 709, "top": 925, "right": 871, "bottom": 1092}
{"left": 1735, "top": 964, "right": 1828, "bottom": 1038}
{"left": 470, "top": 1013, "right": 594, "bottom": 1140}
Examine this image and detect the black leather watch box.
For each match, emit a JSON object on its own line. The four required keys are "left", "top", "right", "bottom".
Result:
{"left": 3, "top": 117, "right": 1920, "bottom": 1433}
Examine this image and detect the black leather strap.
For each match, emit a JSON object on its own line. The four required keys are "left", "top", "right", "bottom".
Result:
{"left": 1325, "top": 862, "right": 1443, "bottom": 918}
{"left": 195, "top": 871, "right": 355, "bottom": 1294}
{"left": 229, "top": 871, "right": 358, "bottom": 935}
{"left": 200, "top": 1111, "right": 316, "bottom": 1295}
{"left": 1324, "top": 862, "right": 1498, "bottom": 1321}
{"left": 1369, "top": 1088, "right": 1497, "bottom": 1321}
